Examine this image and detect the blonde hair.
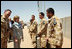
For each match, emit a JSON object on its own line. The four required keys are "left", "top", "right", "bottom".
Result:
{"left": 13, "top": 15, "right": 19, "bottom": 22}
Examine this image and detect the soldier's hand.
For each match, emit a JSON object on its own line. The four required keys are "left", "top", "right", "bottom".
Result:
{"left": 22, "top": 36, "right": 23, "bottom": 39}
{"left": 37, "top": 32, "right": 41, "bottom": 37}
{"left": 56, "top": 45, "right": 61, "bottom": 48}
{"left": 45, "top": 37, "right": 48, "bottom": 41}
{"left": 22, "top": 36, "right": 24, "bottom": 41}
{"left": 15, "top": 38, "right": 18, "bottom": 42}
{"left": 22, "top": 39, "right": 24, "bottom": 41}
{"left": 30, "top": 31, "right": 32, "bottom": 33}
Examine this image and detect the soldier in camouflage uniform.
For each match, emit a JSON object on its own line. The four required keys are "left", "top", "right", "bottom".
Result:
{"left": 29, "top": 19, "right": 33, "bottom": 39}
{"left": 46, "top": 8, "right": 63, "bottom": 48}
{"left": 37, "top": 12, "right": 47, "bottom": 48}
{"left": 1, "top": 9, "right": 12, "bottom": 48}
{"left": 29, "top": 15, "right": 37, "bottom": 48}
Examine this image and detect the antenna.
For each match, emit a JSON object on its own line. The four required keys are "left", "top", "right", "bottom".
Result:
{"left": 37, "top": 1, "right": 40, "bottom": 13}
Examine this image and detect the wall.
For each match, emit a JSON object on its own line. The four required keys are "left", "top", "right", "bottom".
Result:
{"left": 60, "top": 16, "right": 71, "bottom": 39}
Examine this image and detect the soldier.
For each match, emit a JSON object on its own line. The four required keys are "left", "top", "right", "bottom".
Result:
{"left": 29, "top": 19, "right": 33, "bottom": 39}
{"left": 37, "top": 12, "right": 47, "bottom": 48}
{"left": 29, "top": 15, "right": 37, "bottom": 48}
{"left": 13, "top": 16, "right": 24, "bottom": 48}
{"left": 1, "top": 9, "right": 12, "bottom": 48}
{"left": 46, "top": 8, "right": 63, "bottom": 48}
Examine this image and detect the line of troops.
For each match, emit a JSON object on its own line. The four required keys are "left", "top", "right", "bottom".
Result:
{"left": 1, "top": 8, "right": 63, "bottom": 48}
{"left": 29, "top": 8, "right": 63, "bottom": 48}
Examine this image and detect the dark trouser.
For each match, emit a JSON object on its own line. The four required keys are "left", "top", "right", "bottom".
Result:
{"left": 8, "top": 29, "right": 13, "bottom": 41}
{"left": 46, "top": 42, "right": 50, "bottom": 48}
{"left": 14, "top": 38, "right": 21, "bottom": 48}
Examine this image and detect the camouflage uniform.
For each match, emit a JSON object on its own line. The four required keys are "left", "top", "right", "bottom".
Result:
{"left": 41, "top": 35, "right": 47, "bottom": 48}
{"left": 38, "top": 18, "right": 47, "bottom": 48}
{"left": 22, "top": 23, "right": 24, "bottom": 29}
{"left": 29, "top": 20, "right": 33, "bottom": 38}
{"left": 1, "top": 15, "right": 9, "bottom": 48}
{"left": 47, "top": 15, "right": 63, "bottom": 48}
{"left": 29, "top": 20, "right": 37, "bottom": 48}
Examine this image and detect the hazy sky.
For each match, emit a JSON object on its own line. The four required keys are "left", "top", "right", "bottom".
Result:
{"left": 1, "top": 1, "right": 71, "bottom": 23}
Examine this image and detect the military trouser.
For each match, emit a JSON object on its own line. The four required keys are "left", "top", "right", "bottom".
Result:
{"left": 49, "top": 44, "right": 62, "bottom": 48}
{"left": 1, "top": 37, "right": 8, "bottom": 48}
{"left": 40, "top": 35, "right": 47, "bottom": 48}
{"left": 31, "top": 33, "right": 36, "bottom": 48}
{"left": 29, "top": 32, "right": 32, "bottom": 39}
{"left": 1, "top": 38, "right": 5, "bottom": 48}
{"left": 41, "top": 38, "right": 46, "bottom": 48}
{"left": 48, "top": 39, "right": 63, "bottom": 48}
{"left": 50, "top": 44, "right": 56, "bottom": 48}
{"left": 36, "top": 35, "right": 47, "bottom": 48}
{"left": 13, "top": 38, "right": 21, "bottom": 48}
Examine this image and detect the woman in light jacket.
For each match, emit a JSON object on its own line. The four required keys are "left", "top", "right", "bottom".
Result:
{"left": 13, "top": 16, "right": 23, "bottom": 48}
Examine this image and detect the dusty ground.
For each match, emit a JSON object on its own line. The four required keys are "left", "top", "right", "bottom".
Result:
{"left": 7, "top": 26, "right": 71, "bottom": 48}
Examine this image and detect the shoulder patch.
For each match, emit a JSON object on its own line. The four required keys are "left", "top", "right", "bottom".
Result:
{"left": 43, "top": 21, "right": 45, "bottom": 24}
{"left": 53, "top": 18, "right": 57, "bottom": 25}
{"left": 33, "top": 21, "right": 36, "bottom": 24}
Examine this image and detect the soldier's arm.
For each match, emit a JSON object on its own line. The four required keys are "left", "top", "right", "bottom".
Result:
{"left": 39, "top": 20, "right": 47, "bottom": 35}
{"left": 1, "top": 17, "right": 4, "bottom": 38}
{"left": 7, "top": 20, "right": 10, "bottom": 33}
{"left": 54, "top": 19, "right": 63, "bottom": 46}
{"left": 56, "top": 32, "right": 63, "bottom": 46}
{"left": 31, "top": 21, "right": 37, "bottom": 31}
{"left": 47, "top": 25, "right": 50, "bottom": 39}
{"left": 1, "top": 18, "right": 7, "bottom": 38}
{"left": 1, "top": 22, "right": 4, "bottom": 38}
{"left": 29, "top": 22, "right": 32, "bottom": 31}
